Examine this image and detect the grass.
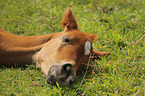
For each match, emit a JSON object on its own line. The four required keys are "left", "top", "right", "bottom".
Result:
{"left": 0, "top": 0, "right": 145, "bottom": 95}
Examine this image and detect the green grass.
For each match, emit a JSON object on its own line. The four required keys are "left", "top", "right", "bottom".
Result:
{"left": 0, "top": 0, "right": 145, "bottom": 95}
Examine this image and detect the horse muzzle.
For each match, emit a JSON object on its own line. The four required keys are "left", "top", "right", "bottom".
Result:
{"left": 46, "top": 63, "right": 75, "bottom": 86}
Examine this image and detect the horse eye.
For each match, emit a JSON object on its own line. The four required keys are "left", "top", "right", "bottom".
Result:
{"left": 63, "top": 36, "right": 71, "bottom": 43}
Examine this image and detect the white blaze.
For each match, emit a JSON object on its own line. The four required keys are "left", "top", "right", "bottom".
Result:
{"left": 85, "top": 41, "right": 91, "bottom": 55}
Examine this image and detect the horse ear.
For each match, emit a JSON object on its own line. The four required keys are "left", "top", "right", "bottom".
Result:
{"left": 92, "top": 50, "right": 110, "bottom": 60}
{"left": 87, "top": 34, "right": 98, "bottom": 42}
{"left": 61, "top": 4, "right": 78, "bottom": 31}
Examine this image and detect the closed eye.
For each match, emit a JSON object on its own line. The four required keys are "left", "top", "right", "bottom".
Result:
{"left": 62, "top": 36, "right": 71, "bottom": 43}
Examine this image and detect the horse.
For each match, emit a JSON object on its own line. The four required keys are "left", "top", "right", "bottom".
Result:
{"left": 0, "top": 5, "right": 110, "bottom": 86}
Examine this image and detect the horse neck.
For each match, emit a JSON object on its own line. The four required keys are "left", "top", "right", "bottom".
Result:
{"left": 0, "top": 33, "right": 56, "bottom": 66}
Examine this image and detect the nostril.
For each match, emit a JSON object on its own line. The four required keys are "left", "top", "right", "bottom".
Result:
{"left": 65, "top": 65, "right": 71, "bottom": 71}
{"left": 69, "top": 77, "right": 74, "bottom": 84}
{"left": 69, "top": 79, "right": 73, "bottom": 84}
{"left": 62, "top": 63, "right": 72, "bottom": 72}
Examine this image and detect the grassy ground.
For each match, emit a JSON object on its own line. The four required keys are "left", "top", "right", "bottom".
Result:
{"left": 0, "top": 0, "right": 145, "bottom": 95}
